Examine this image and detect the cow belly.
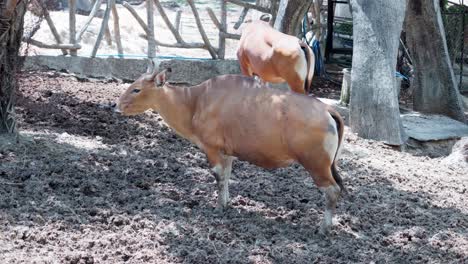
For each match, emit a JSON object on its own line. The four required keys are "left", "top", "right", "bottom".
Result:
{"left": 231, "top": 149, "right": 295, "bottom": 169}
{"left": 223, "top": 133, "right": 295, "bottom": 169}
{"left": 249, "top": 61, "right": 285, "bottom": 83}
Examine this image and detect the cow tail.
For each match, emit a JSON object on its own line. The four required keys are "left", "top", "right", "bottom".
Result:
{"left": 328, "top": 108, "right": 346, "bottom": 195}
{"left": 299, "top": 41, "right": 315, "bottom": 94}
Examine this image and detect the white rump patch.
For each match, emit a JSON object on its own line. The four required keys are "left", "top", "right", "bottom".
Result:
{"left": 294, "top": 48, "right": 308, "bottom": 83}
{"left": 323, "top": 113, "right": 339, "bottom": 162}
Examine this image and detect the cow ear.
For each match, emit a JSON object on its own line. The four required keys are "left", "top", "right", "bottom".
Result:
{"left": 155, "top": 71, "right": 165, "bottom": 86}
{"left": 155, "top": 68, "right": 172, "bottom": 87}
{"left": 145, "top": 69, "right": 159, "bottom": 82}
{"left": 259, "top": 14, "right": 271, "bottom": 23}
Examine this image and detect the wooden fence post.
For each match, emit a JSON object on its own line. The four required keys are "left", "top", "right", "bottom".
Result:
{"left": 76, "top": 0, "right": 103, "bottom": 42}
{"left": 146, "top": 0, "right": 156, "bottom": 59}
{"left": 69, "top": 0, "right": 77, "bottom": 56}
{"left": 175, "top": 10, "right": 182, "bottom": 32}
{"left": 91, "top": 0, "right": 114, "bottom": 57}
{"left": 219, "top": 0, "right": 227, "bottom": 59}
{"left": 36, "top": 0, "right": 67, "bottom": 55}
{"left": 187, "top": 0, "right": 217, "bottom": 59}
{"left": 112, "top": 3, "right": 123, "bottom": 57}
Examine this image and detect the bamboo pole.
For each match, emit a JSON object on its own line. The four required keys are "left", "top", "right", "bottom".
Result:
{"left": 146, "top": 0, "right": 156, "bottom": 58}
{"left": 153, "top": 0, "right": 184, "bottom": 43}
{"left": 154, "top": 41, "right": 206, "bottom": 49}
{"left": 111, "top": 3, "right": 123, "bottom": 57}
{"left": 22, "top": 37, "right": 82, "bottom": 49}
{"left": 91, "top": 0, "right": 114, "bottom": 57}
{"left": 35, "top": 0, "right": 67, "bottom": 55}
{"left": 234, "top": 7, "right": 249, "bottom": 30}
{"left": 123, "top": 2, "right": 207, "bottom": 50}
{"left": 69, "top": 0, "right": 77, "bottom": 56}
{"left": 206, "top": 7, "right": 221, "bottom": 29}
{"left": 226, "top": 0, "right": 269, "bottom": 13}
{"left": 122, "top": 1, "right": 149, "bottom": 34}
{"left": 221, "top": 32, "right": 240, "bottom": 40}
{"left": 76, "top": 0, "right": 102, "bottom": 42}
{"left": 207, "top": 8, "right": 240, "bottom": 40}
{"left": 104, "top": 27, "right": 112, "bottom": 45}
{"left": 186, "top": 0, "right": 217, "bottom": 59}
{"left": 219, "top": 0, "right": 227, "bottom": 59}
{"left": 175, "top": 10, "right": 182, "bottom": 32}
{"left": 138, "top": 34, "right": 208, "bottom": 48}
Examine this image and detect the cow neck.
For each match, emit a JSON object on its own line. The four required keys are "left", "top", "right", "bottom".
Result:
{"left": 153, "top": 83, "right": 202, "bottom": 140}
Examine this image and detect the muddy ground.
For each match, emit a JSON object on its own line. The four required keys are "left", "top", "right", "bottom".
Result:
{"left": 0, "top": 71, "right": 467, "bottom": 263}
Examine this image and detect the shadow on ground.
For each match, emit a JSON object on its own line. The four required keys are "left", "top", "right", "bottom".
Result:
{"left": 0, "top": 71, "right": 466, "bottom": 263}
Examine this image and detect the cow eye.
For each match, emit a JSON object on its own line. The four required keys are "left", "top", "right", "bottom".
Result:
{"left": 132, "top": 88, "right": 141, "bottom": 94}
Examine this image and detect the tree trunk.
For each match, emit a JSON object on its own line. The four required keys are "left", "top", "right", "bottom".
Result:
{"left": 273, "top": 0, "right": 311, "bottom": 36}
{"left": 0, "top": 0, "right": 28, "bottom": 134}
{"left": 349, "top": 0, "right": 407, "bottom": 145}
{"left": 404, "top": 0, "right": 466, "bottom": 122}
{"left": 311, "top": 0, "right": 323, "bottom": 41}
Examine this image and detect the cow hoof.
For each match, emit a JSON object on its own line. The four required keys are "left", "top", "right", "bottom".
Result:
{"left": 214, "top": 205, "right": 228, "bottom": 215}
{"left": 317, "top": 224, "right": 331, "bottom": 237}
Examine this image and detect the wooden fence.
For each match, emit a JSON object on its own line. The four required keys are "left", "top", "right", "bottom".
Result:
{"left": 23, "top": 0, "right": 278, "bottom": 59}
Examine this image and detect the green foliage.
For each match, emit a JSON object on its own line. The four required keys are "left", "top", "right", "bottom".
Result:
{"left": 334, "top": 21, "right": 353, "bottom": 36}
{"left": 441, "top": 4, "right": 466, "bottom": 62}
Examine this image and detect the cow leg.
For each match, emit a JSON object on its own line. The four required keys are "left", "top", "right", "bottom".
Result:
{"left": 319, "top": 183, "right": 340, "bottom": 235}
{"left": 274, "top": 54, "right": 307, "bottom": 94}
{"left": 303, "top": 162, "right": 341, "bottom": 236}
{"left": 286, "top": 76, "right": 306, "bottom": 94}
{"left": 239, "top": 57, "right": 254, "bottom": 77}
{"left": 253, "top": 75, "right": 267, "bottom": 86}
{"left": 204, "top": 147, "right": 234, "bottom": 209}
{"left": 216, "top": 155, "right": 235, "bottom": 209}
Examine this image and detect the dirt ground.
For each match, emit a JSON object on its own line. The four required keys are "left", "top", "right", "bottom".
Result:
{"left": 0, "top": 71, "right": 467, "bottom": 263}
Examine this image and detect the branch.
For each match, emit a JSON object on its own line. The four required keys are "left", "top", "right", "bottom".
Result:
{"left": 76, "top": 0, "right": 103, "bottom": 42}
{"left": 187, "top": 0, "right": 217, "bottom": 59}
{"left": 175, "top": 10, "right": 182, "bottom": 32}
{"left": 35, "top": 0, "right": 67, "bottom": 55}
{"left": 221, "top": 32, "right": 240, "bottom": 40}
{"left": 207, "top": 7, "right": 239, "bottom": 40}
{"left": 233, "top": 7, "right": 249, "bottom": 30}
{"left": 206, "top": 7, "right": 221, "bottom": 30}
{"left": 218, "top": 0, "right": 227, "bottom": 59}
{"left": 154, "top": 41, "right": 207, "bottom": 49}
{"left": 91, "top": 0, "right": 114, "bottom": 57}
{"left": 104, "top": 26, "right": 112, "bottom": 46}
{"left": 146, "top": 0, "right": 156, "bottom": 58}
{"left": 226, "top": 0, "right": 270, "bottom": 13}
{"left": 22, "top": 37, "right": 82, "bottom": 49}
{"left": 69, "top": 0, "right": 77, "bottom": 55}
{"left": 122, "top": 1, "right": 149, "bottom": 34}
{"left": 153, "top": 0, "right": 184, "bottom": 43}
{"left": 112, "top": 3, "right": 123, "bottom": 57}
{"left": 138, "top": 34, "right": 208, "bottom": 49}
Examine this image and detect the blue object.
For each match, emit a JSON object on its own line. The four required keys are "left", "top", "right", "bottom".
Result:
{"left": 395, "top": 71, "right": 409, "bottom": 80}
{"left": 311, "top": 38, "right": 324, "bottom": 76}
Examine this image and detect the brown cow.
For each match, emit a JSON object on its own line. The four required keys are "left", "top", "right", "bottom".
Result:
{"left": 237, "top": 20, "right": 315, "bottom": 94}
{"left": 117, "top": 68, "right": 345, "bottom": 235}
